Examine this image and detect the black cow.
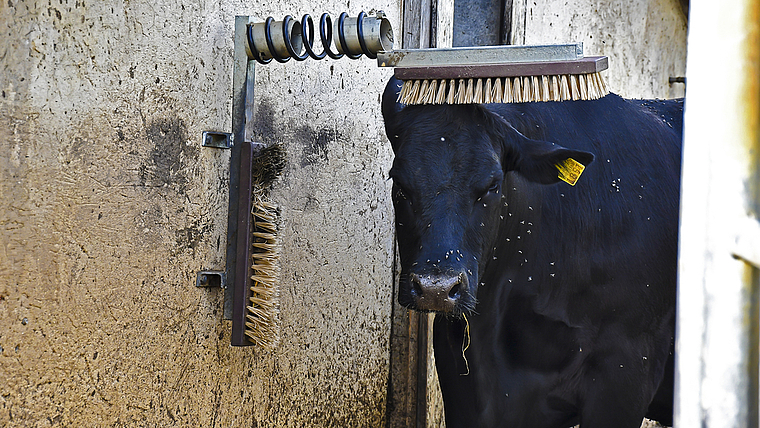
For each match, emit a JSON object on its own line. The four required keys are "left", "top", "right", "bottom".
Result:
{"left": 382, "top": 76, "right": 682, "bottom": 428}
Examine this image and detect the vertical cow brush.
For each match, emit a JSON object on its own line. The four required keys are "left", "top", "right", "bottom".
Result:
{"left": 377, "top": 43, "right": 608, "bottom": 104}
{"left": 244, "top": 143, "right": 286, "bottom": 348}
{"left": 227, "top": 11, "right": 394, "bottom": 347}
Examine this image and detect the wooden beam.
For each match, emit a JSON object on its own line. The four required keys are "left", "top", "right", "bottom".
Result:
{"left": 403, "top": 0, "right": 432, "bottom": 49}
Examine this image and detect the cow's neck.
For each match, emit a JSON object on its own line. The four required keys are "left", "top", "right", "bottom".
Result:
{"left": 473, "top": 174, "right": 581, "bottom": 340}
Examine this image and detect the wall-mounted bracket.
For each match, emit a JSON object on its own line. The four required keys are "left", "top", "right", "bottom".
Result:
{"left": 202, "top": 131, "right": 233, "bottom": 149}
{"left": 224, "top": 15, "right": 257, "bottom": 334}
{"left": 196, "top": 270, "right": 227, "bottom": 288}
{"left": 222, "top": 12, "right": 394, "bottom": 346}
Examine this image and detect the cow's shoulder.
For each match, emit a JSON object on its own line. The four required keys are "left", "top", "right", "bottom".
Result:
{"left": 629, "top": 98, "right": 684, "bottom": 137}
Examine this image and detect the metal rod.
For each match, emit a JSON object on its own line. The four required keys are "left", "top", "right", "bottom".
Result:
{"left": 377, "top": 43, "right": 584, "bottom": 67}
{"left": 393, "top": 56, "right": 607, "bottom": 80}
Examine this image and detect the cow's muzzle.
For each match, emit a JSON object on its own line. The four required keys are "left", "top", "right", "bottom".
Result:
{"left": 409, "top": 271, "right": 468, "bottom": 313}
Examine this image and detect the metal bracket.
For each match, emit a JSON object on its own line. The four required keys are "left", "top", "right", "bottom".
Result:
{"left": 222, "top": 12, "right": 393, "bottom": 345}
{"left": 196, "top": 270, "right": 227, "bottom": 288}
{"left": 202, "top": 131, "right": 233, "bottom": 149}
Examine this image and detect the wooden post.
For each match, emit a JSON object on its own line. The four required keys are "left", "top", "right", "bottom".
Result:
{"left": 500, "top": 0, "right": 514, "bottom": 45}
{"left": 432, "top": 0, "right": 454, "bottom": 48}
{"left": 676, "top": 0, "right": 760, "bottom": 426}
{"left": 403, "top": 0, "right": 432, "bottom": 49}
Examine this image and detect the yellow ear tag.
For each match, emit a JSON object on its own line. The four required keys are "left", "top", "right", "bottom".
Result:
{"left": 556, "top": 158, "right": 585, "bottom": 186}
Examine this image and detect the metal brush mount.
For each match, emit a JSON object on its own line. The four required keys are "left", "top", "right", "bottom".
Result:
{"left": 215, "top": 12, "right": 394, "bottom": 347}
{"left": 247, "top": 12, "right": 394, "bottom": 63}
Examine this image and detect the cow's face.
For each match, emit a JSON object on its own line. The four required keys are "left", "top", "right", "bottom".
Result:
{"left": 382, "top": 78, "right": 594, "bottom": 315}
{"left": 387, "top": 105, "right": 504, "bottom": 314}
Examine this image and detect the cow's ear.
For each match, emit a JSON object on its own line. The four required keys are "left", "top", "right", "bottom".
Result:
{"left": 502, "top": 126, "right": 595, "bottom": 186}
{"left": 382, "top": 76, "right": 405, "bottom": 153}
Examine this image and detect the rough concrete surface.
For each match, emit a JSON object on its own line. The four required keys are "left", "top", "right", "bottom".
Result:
{"left": 511, "top": 0, "right": 688, "bottom": 100}
{"left": 0, "top": 0, "right": 687, "bottom": 425}
{"left": 0, "top": 0, "right": 398, "bottom": 426}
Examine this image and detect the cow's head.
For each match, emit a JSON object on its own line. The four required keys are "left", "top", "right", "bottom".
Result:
{"left": 382, "top": 77, "right": 594, "bottom": 315}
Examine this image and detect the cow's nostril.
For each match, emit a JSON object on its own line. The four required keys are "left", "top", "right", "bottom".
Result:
{"left": 448, "top": 273, "right": 467, "bottom": 300}
{"left": 448, "top": 280, "right": 462, "bottom": 300}
{"left": 410, "top": 271, "right": 467, "bottom": 312}
{"left": 411, "top": 274, "right": 423, "bottom": 297}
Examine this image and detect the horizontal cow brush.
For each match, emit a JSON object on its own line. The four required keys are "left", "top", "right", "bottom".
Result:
{"left": 377, "top": 43, "right": 609, "bottom": 104}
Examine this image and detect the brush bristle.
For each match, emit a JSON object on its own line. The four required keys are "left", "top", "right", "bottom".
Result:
{"left": 397, "top": 72, "right": 609, "bottom": 105}
{"left": 245, "top": 191, "right": 281, "bottom": 349}
{"left": 242, "top": 144, "right": 286, "bottom": 348}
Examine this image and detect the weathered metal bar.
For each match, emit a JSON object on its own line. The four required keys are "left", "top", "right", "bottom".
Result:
{"left": 243, "top": 60, "right": 257, "bottom": 145}
{"left": 229, "top": 16, "right": 259, "bottom": 346}
{"left": 377, "top": 43, "right": 583, "bottom": 67}
{"left": 416, "top": 311, "right": 429, "bottom": 427}
{"left": 392, "top": 56, "right": 607, "bottom": 80}
{"left": 224, "top": 15, "right": 251, "bottom": 322}
{"left": 231, "top": 140, "right": 254, "bottom": 346}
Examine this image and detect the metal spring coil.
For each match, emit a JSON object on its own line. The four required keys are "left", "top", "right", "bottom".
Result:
{"left": 247, "top": 12, "right": 378, "bottom": 64}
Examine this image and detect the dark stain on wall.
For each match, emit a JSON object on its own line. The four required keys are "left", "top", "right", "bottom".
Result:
{"left": 140, "top": 117, "right": 197, "bottom": 192}
{"left": 296, "top": 126, "right": 339, "bottom": 167}
{"left": 251, "top": 101, "right": 279, "bottom": 145}
{"left": 175, "top": 219, "right": 210, "bottom": 254}
{"left": 252, "top": 99, "right": 341, "bottom": 168}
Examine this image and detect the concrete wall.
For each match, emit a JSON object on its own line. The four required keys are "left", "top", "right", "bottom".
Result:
{"left": 0, "top": 0, "right": 688, "bottom": 426}
{"left": 512, "top": 0, "right": 688, "bottom": 99}
{"left": 0, "top": 0, "right": 398, "bottom": 426}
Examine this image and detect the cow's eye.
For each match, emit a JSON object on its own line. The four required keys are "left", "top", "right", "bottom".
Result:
{"left": 476, "top": 180, "right": 500, "bottom": 204}
{"left": 480, "top": 180, "right": 500, "bottom": 198}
